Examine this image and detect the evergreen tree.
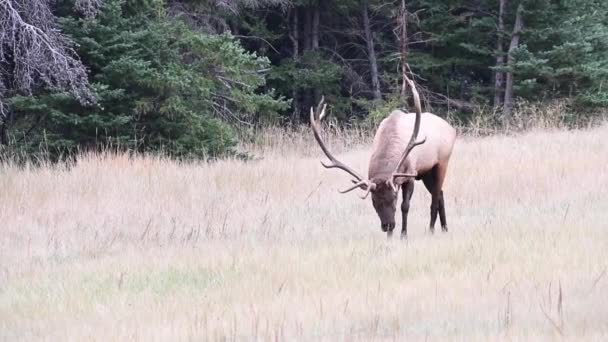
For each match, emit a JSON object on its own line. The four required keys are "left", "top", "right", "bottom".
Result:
{"left": 512, "top": 0, "right": 608, "bottom": 107}
{"left": 7, "top": 0, "right": 287, "bottom": 158}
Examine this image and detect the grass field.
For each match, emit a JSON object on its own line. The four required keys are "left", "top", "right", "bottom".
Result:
{"left": 1, "top": 124, "right": 607, "bottom": 341}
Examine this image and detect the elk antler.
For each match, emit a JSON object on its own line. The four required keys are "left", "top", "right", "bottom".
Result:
{"left": 388, "top": 76, "right": 427, "bottom": 192}
{"left": 310, "top": 97, "right": 376, "bottom": 198}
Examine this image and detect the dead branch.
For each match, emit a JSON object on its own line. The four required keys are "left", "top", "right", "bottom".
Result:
{"left": 0, "top": 0, "right": 94, "bottom": 109}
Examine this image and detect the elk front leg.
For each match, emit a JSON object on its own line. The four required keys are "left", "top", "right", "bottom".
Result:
{"left": 401, "top": 180, "right": 415, "bottom": 239}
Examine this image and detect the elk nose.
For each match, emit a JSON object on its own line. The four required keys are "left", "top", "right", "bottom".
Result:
{"left": 381, "top": 223, "right": 395, "bottom": 232}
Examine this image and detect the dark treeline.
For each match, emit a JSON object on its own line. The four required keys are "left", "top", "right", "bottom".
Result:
{"left": 1, "top": 0, "right": 607, "bottom": 158}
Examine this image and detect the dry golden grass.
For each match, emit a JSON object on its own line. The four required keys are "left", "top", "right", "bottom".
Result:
{"left": 1, "top": 124, "right": 607, "bottom": 341}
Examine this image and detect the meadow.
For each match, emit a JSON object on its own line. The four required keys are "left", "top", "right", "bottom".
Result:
{"left": 1, "top": 122, "right": 607, "bottom": 341}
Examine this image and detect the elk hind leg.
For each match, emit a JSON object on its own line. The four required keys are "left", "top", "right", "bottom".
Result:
{"left": 422, "top": 169, "right": 441, "bottom": 234}
{"left": 436, "top": 164, "right": 449, "bottom": 232}
{"left": 425, "top": 164, "right": 449, "bottom": 232}
{"left": 438, "top": 190, "right": 448, "bottom": 232}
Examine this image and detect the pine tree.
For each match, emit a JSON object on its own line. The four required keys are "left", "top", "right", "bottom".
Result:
{"left": 8, "top": 0, "right": 287, "bottom": 159}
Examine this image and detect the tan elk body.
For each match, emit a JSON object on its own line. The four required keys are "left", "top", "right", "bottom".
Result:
{"left": 369, "top": 111, "right": 456, "bottom": 183}
{"left": 311, "top": 79, "right": 456, "bottom": 238}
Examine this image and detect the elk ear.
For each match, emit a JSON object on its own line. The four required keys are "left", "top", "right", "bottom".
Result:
{"left": 340, "top": 180, "right": 376, "bottom": 199}
{"left": 350, "top": 179, "right": 376, "bottom": 191}
{"left": 392, "top": 172, "right": 417, "bottom": 180}
{"left": 340, "top": 180, "right": 376, "bottom": 195}
{"left": 359, "top": 182, "right": 376, "bottom": 199}
{"left": 386, "top": 172, "right": 417, "bottom": 192}
{"left": 386, "top": 179, "right": 401, "bottom": 193}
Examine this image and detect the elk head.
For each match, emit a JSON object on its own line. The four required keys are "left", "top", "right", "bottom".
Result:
{"left": 310, "top": 77, "right": 426, "bottom": 233}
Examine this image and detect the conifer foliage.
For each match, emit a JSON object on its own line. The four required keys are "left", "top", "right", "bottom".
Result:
{"left": 1, "top": 0, "right": 607, "bottom": 159}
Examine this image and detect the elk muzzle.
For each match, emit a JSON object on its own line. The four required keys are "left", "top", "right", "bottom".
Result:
{"left": 381, "top": 222, "right": 396, "bottom": 232}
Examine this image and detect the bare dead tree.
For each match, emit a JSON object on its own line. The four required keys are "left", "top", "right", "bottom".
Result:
{"left": 0, "top": 0, "right": 96, "bottom": 124}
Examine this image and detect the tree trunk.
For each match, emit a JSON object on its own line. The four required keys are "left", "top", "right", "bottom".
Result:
{"left": 312, "top": 2, "right": 320, "bottom": 51}
{"left": 503, "top": 4, "right": 524, "bottom": 123}
{"left": 493, "top": 0, "right": 507, "bottom": 109}
{"left": 311, "top": 2, "right": 321, "bottom": 104}
{"left": 0, "top": 106, "right": 13, "bottom": 146}
{"left": 299, "top": 2, "right": 321, "bottom": 113}
{"left": 399, "top": 0, "right": 408, "bottom": 98}
{"left": 303, "top": 5, "right": 312, "bottom": 51}
{"left": 289, "top": 8, "right": 300, "bottom": 123}
{"left": 0, "top": 120, "right": 7, "bottom": 146}
{"left": 362, "top": 0, "right": 381, "bottom": 100}
{"left": 229, "top": 17, "right": 240, "bottom": 36}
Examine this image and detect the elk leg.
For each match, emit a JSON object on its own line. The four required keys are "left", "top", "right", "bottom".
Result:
{"left": 429, "top": 195, "right": 440, "bottom": 233}
{"left": 422, "top": 170, "right": 440, "bottom": 234}
{"left": 401, "top": 180, "right": 415, "bottom": 238}
{"left": 438, "top": 190, "right": 448, "bottom": 232}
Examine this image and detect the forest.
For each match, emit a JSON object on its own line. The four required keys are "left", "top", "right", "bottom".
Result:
{"left": 1, "top": 0, "right": 607, "bottom": 158}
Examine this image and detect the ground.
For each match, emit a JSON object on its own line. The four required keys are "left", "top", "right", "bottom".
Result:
{"left": 1, "top": 125, "right": 607, "bottom": 341}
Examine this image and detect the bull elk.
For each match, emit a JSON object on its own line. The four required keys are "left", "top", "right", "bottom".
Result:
{"left": 310, "top": 78, "right": 456, "bottom": 238}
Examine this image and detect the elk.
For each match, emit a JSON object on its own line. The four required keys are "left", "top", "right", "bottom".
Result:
{"left": 310, "top": 78, "right": 456, "bottom": 238}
